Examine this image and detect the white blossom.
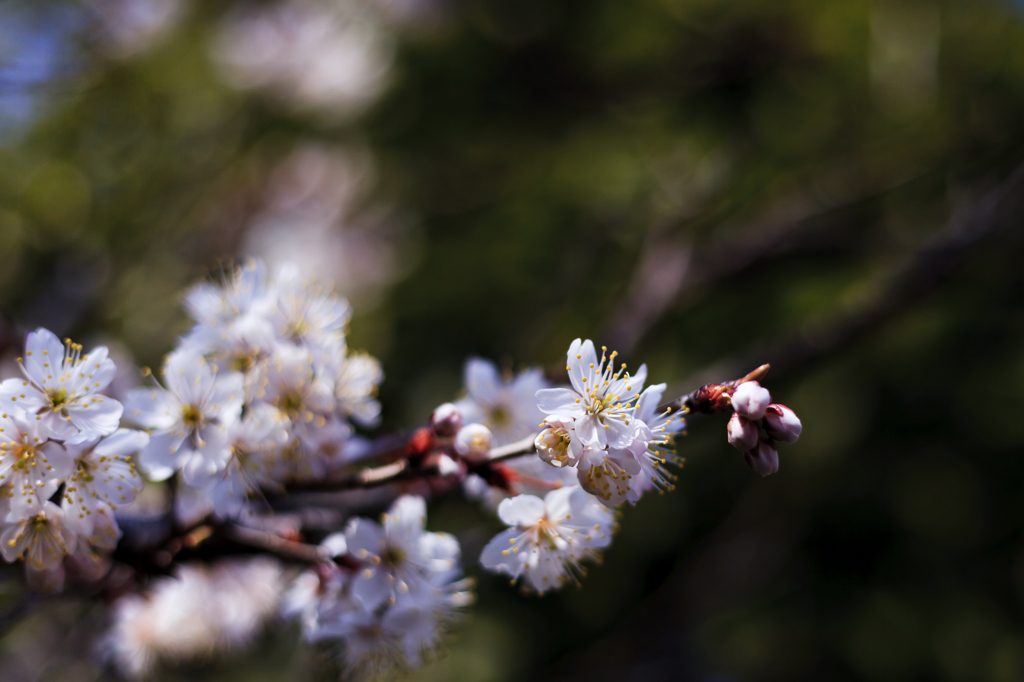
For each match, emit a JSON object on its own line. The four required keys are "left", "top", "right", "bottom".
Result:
{"left": 0, "top": 483, "right": 77, "bottom": 571}
{"left": 0, "top": 408, "right": 74, "bottom": 518}
{"left": 628, "top": 383, "right": 685, "bottom": 497}
{"left": 125, "top": 348, "right": 244, "bottom": 483}
{"left": 344, "top": 495, "right": 461, "bottom": 610}
{"left": 535, "top": 338, "right": 647, "bottom": 450}
{"left": 186, "top": 403, "right": 289, "bottom": 518}
{"left": 534, "top": 417, "right": 583, "bottom": 468}
{"left": 0, "top": 328, "right": 123, "bottom": 443}
{"left": 456, "top": 358, "right": 548, "bottom": 446}
{"left": 334, "top": 352, "right": 384, "bottom": 427}
{"left": 102, "top": 559, "right": 285, "bottom": 679}
{"left": 61, "top": 428, "right": 147, "bottom": 537}
{"left": 479, "top": 487, "right": 613, "bottom": 594}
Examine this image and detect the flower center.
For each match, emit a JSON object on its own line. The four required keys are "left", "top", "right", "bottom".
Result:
{"left": 381, "top": 545, "right": 406, "bottom": 566}
{"left": 278, "top": 391, "right": 303, "bottom": 417}
{"left": 48, "top": 388, "right": 68, "bottom": 411}
{"left": 489, "top": 405, "right": 510, "bottom": 428}
{"left": 181, "top": 404, "right": 203, "bottom": 428}
{"left": 11, "top": 444, "right": 37, "bottom": 472}
{"left": 230, "top": 352, "right": 257, "bottom": 372}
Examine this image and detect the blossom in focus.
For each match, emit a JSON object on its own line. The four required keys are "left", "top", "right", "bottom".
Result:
{"left": 627, "top": 383, "right": 685, "bottom": 497}
{"left": 534, "top": 417, "right": 583, "bottom": 469}
{"left": 456, "top": 357, "right": 548, "bottom": 446}
{"left": 0, "top": 328, "right": 123, "bottom": 443}
{"left": 535, "top": 338, "right": 647, "bottom": 450}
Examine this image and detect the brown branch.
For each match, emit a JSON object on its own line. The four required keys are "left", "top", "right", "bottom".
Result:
{"left": 222, "top": 524, "right": 328, "bottom": 564}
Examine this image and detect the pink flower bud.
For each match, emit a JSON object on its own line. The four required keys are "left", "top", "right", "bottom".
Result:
{"left": 727, "top": 414, "right": 760, "bottom": 452}
{"left": 731, "top": 381, "right": 771, "bottom": 420}
{"left": 744, "top": 440, "right": 779, "bottom": 477}
{"left": 454, "top": 423, "right": 493, "bottom": 461}
{"left": 430, "top": 402, "right": 463, "bottom": 437}
{"left": 763, "top": 404, "right": 802, "bottom": 443}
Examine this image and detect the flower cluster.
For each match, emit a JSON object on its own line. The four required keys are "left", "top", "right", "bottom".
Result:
{"left": 533, "top": 338, "right": 686, "bottom": 507}
{"left": 431, "top": 342, "right": 684, "bottom": 594}
{"left": 725, "top": 381, "right": 802, "bottom": 476}
{"left": 103, "top": 558, "right": 285, "bottom": 679}
{"left": 0, "top": 328, "right": 147, "bottom": 589}
{"left": 284, "top": 495, "right": 473, "bottom": 678}
{"left": 0, "top": 259, "right": 802, "bottom": 680}
{"left": 124, "top": 259, "right": 383, "bottom": 519}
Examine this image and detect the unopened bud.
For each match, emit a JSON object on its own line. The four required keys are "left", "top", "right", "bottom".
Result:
{"left": 727, "top": 413, "right": 759, "bottom": 452}
{"left": 763, "top": 404, "right": 802, "bottom": 443}
{"left": 744, "top": 440, "right": 779, "bottom": 477}
{"left": 454, "top": 423, "right": 493, "bottom": 461}
{"left": 690, "top": 383, "right": 732, "bottom": 414}
{"left": 535, "top": 419, "right": 581, "bottom": 468}
{"left": 430, "top": 402, "right": 463, "bottom": 437}
{"left": 731, "top": 381, "right": 771, "bottom": 420}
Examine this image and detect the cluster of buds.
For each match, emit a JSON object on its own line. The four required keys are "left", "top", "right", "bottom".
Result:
{"left": 423, "top": 402, "right": 495, "bottom": 477}
{"left": 725, "top": 381, "right": 802, "bottom": 476}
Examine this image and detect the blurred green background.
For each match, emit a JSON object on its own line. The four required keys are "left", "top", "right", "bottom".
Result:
{"left": 3, "top": 0, "right": 1024, "bottom": 679}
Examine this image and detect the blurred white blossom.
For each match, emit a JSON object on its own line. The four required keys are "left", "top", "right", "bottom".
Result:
{"left": 213, "top": 0, "right": 393, "bottom": 117}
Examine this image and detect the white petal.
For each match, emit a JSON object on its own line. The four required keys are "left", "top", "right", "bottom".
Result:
{"left": 497, "top": 494, "right": 544, "bottom": 527}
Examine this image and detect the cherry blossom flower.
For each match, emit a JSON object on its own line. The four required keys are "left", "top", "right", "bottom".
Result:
{"left": 344, "top": 495, "right": 460, "bottom": 609}
{"left": 185, "top": 403, "right": 289, "bottom": 518}
{"left": 455, "top": 358, "right": 548, "bottom": 446}
{"left": 627, "top": 383, "right": 685, "bottom": 499}
{"left": 535, "top": 339, "right": 647, "bottom": 450}
{"left": 534, "top": 417, "right": 583, "bottom": 468}
{"left": 334, "top": 351, "right": 383, "bottom": 427}
{"left": 124, "top": 348, "right": 244, "bottom": 482}
{"left": 269, "top": 265, "right": 351, "bottom": 369}
{"left": 0, "top": 485, "right": 77, "bottom": 571}
{"left": 479, "top": 486, "right": 614, "bottom": 593}
{"left": 61, "top": 428, "right": 148, "bottom": 536}
{"left": 0, "top": 409, "right": 74, "bottom": 518}
{"left": 0, "top": 328, "right": 123, "bottom": 443}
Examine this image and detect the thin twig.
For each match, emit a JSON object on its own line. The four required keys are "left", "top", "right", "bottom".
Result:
{"left": 223, "top": 524, "right": 327, "bottom": 564}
